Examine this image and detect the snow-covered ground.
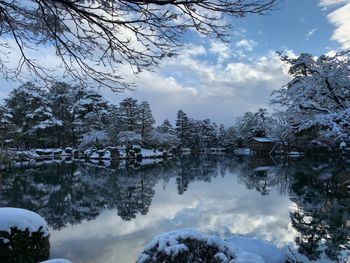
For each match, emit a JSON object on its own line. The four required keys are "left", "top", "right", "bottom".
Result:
{"left": 0, "top": 207, "right": 49, "bottom": 237}
{"left": 137, "top": 229, "right": 286, "bottom": 263}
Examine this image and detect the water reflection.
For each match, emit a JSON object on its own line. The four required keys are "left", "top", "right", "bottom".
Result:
{"left": 0, "top": 155, "right": 349, "bottom": 262}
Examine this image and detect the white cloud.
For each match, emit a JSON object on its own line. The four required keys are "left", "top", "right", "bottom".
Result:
{"left": 319, "top": 0, "right": 349, "bottom": 8}
{"left": 103, "top": 48, "right": 291, "bottom": 125}
{"left": 235, "top": 39, "right": 257, "bottom": 51}
{"left": 209, "top": 41, "right": 231, "bottom": 63}
{"left": 327, "top": 2, "right": 350, "bottom": 49}
{"left": 319, "top": 0, "right": 350, "bottom": 49}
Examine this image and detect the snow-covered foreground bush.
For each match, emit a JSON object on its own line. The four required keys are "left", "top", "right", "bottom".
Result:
{"left": 40, "top": 259, "right": 72, "bottom": 263}
{"left": 0, "top": 207, "right": 50, "bottom": 263}
{"left": 137, "top": 229, "right": 286, "bottom": 263}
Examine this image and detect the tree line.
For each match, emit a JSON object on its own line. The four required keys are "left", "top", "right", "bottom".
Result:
{"left": 0, "top": 82, "right": 239, "bottom": 151}
{"left": 1, "top": 51, "right": 349, "bottom": 152}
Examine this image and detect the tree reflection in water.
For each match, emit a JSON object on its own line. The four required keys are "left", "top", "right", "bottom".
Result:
{"left": 0, "top": 155, "right": 349, "bottom": 261}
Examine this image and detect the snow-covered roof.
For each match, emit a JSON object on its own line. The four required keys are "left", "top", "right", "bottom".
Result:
{"left": 0, "top": 207, "right": 49, "bottom": 236}
{"left": 251, "top": 137, "right": 276, "bottom": 143}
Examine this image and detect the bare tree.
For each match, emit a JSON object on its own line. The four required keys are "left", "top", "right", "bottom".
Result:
{"left": 0, "top": 0, "right": 280, "bottom": 90}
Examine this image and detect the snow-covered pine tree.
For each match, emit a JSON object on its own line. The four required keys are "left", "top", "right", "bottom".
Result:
{"left": 72, "top": 86, "right": 109, "bottom": 146}
{"left": 5, "top": 82, "right": 62, "bottom": 148}
{"left": 138, "top": 101, "right": 155, "bottom": 140}
{"left": 175, "top": 110, "right": 191, "bottom": 147}
{"left": 118, "top": 98, "right": 141, "bottom": 132}
{"left": 157, "top": 119, "right": 175, "bottom": 135}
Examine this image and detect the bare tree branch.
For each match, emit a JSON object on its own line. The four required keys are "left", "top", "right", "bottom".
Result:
{"left": 0, "top": 0, "right": 280, "bottom": 90}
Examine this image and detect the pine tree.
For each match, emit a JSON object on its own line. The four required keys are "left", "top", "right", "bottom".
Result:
{"left": 157, "top": 119, "right": 174, "bottom": 134}
{"left": 218, "top": 124, "right": 227, "bottom": 147}
{"left": 48, "top": 82, "right": 76, "bottom": 146}
{"left": 72, "top": 87, "right": 109, "bottom": 146}
{"left": 118, "top": 98, "right": 140, "bottom": 132}
{"left": 0, "top": 106, "right": 13, "bottom": 165}
{"left": 5, "top": 82, "right": 61, "bottom": 148}
{"left": 138, "top": 101, "right": 155, "bottom": 139}
{"left": 175, "top": 110, "right": 191, "bottom": 147}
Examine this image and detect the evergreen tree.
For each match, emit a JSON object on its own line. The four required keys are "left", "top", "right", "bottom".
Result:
{"left": 118, "top": 98, "right": 140, "bottom": 132}
{"left": 0, "top": 106, "right": 13, "bottom": 164}
{"left": 48, "top": 82, "right": 76, "bottom": 146}
{"left": 138, "top": 101, "right": 155, "bottom": 139}
{"left": 218, "top": 124, "right": 227, "bottom": 147}
{"left": 175, "top": 110, "right": 191, "bottom": 147}
{"left": 72, "top": 87, "right": 109, "bottom": 145}
{"left": 157, "top": 119, "right": 175, "bottom": 134}
{"left": 5, "top": 83, "right": 62, "bottom": 148}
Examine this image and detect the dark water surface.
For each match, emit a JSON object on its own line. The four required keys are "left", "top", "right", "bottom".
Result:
{"left": 0, "top": 155, "right": 349, "bottom": 262}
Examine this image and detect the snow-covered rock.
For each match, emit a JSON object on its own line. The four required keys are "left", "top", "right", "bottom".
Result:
{"left": 0, "top": 207, "right": 49, "bottom": 236}
{"left": 137, "top": 229, "right": 285, "bottom": 263}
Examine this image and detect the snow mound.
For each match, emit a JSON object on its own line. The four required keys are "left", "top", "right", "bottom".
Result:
{"left": 137, "top": 229, "right": 282, "bottom": 263}
{"left": 40, "top": 259, "right": 72, "bottom": 263}
{"left": 0, "top": 207, "right": 49, "bottom": 237}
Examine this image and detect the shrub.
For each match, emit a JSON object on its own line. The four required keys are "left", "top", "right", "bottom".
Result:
{"left": 137, "top": 229, "right": 235, "bottom": 263}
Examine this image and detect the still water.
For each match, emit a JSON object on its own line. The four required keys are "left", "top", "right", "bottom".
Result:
{"left": 0, "top": 155, "right": 349, "bottom": 262}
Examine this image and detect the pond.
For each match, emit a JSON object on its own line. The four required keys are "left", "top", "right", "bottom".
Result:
{"left": 0, "top": 155, "right": 349, "bottom": 262}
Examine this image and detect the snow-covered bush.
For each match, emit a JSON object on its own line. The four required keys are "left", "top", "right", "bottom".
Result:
{"left": 146, "top": 130, "right": 180, "bottom": 150}
{"left": 137, "top": 229, "right": 286, "bottom": 263}
{"left": 0, "top": 208, "right": 50, "bottom": 263}
{"left": 40, "top": 259, "right": 72, "bottom": 263}
{"left": 137, "top": 229, "right": 235, "bottom": 263}
{"left": 118, "top": 131, "right": 142, "bottom": 147}
{"left": 79, "top": 130, "right": 110, "bottom": 150}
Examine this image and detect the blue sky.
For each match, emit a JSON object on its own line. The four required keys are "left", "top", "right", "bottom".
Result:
{"left": 1, "top": 0, "right": 350, "bottom": 126}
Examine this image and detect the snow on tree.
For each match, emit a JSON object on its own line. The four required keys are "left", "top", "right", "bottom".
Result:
{"left": 5, "top": 82, "right": 62, "bottom": 148}
{"left": 0, "top": 106, "right": 13, "bottom": 144}
{"left": 157, "top": 119, "right": 175, "bottom": 135}
{"left": 147, "top": 130, "right": 180, "bottom": 149}
{"left": 118, "top": 131, "right": 142, "bottom": 147}
{"left": 138, "top": 101, "right": 155, "bottom": 140}
{"left": 272, "top": 51, "right": 350, "bottom": 148}
{"left": 118, "top": 98, "right": 141, "bottom": 132}
{"left": 71, "top": 86, "right": 109, "bottom": 145}
{"left": 175, "top": 110, "right": 192, "bottom": 147}
{"left": 235, "top": 108, "right": 271, "bottom": 142}
{"left": 78, "top": 130, "right": 110, "bottom": 150}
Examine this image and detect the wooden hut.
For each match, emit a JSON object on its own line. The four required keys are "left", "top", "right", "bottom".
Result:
{"left": 247, "top": 137, "right": 277, "bottom": 156}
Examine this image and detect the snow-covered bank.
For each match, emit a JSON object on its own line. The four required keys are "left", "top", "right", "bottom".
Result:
{"left": 4, "top": 147, "right": 172, "bottom": 162}
{"left": 137, "top": 229, "right": 286, "bottom": 263}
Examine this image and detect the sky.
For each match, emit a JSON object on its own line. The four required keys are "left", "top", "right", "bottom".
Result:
{"left": 1, "top": 0, "right": 350, "bottom": 126}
